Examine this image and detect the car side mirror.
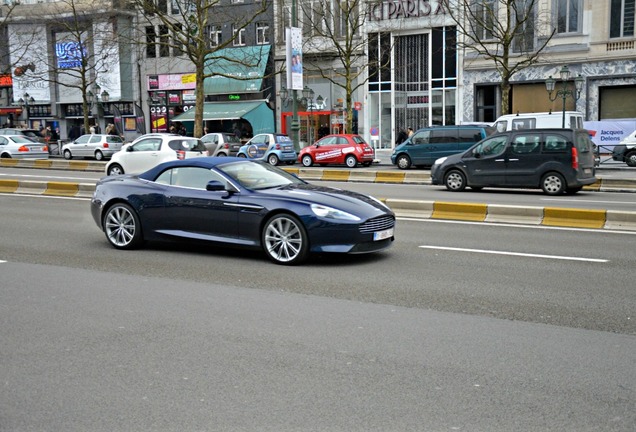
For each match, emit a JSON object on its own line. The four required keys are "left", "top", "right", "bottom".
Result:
{"left": 206, "top": 180, "right": 226, "bottom": 192}
{"left": 126, "top": 146, "right": 134, "bottom": 152}
{"left": 472, "top": 149, "right": 481, "bottom": 158}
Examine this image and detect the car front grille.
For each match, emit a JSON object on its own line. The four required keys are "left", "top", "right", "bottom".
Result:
{"left": 359, "top": 215, "right": 395, "bottom": 233}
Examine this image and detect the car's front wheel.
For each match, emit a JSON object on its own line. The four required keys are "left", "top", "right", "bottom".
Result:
{"left": 107, "top": 164, "right": 124, "bottom": 176}
{"left": 94, "top": 150, "right": 104, "bottom": 161}
{"left": 541, "top": 172, "right": 565, "bottom": 195}
{"left": 262, "top": 214, "right": 309, "bottom": 265}
{"left": 444, "top": 170, "right": 466, "bottom": 192}
{"left": 267, "top": 154, "right": 279, "bottom": 166}
{"left": 103, "top": 203, "right": 144, "bottom": 250}
{"left": 345, "top": 155, "right": 357, "bottom": 168}
{"left": 396, "top": 154, "right": 411, "bottom": 170}
{"left": 301, "top": 155, "right": 313, "bottom": 167}
{"left": 63, "top": 149, "right": 72, "bottom": 160}
{"left": 625, "top": 151, "right": 636, "bottom": 167}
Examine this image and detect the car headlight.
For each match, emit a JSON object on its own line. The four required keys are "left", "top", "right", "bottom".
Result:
{"left": 311, "top": 204, "right": 361, "bottom": 221}
{"left": 434, "top": 156, "right": 447, "bottom": 165}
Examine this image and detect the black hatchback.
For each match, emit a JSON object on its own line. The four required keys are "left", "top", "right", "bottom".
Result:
{"left": 430, "top": 128, "right": 597, "bottom": 195}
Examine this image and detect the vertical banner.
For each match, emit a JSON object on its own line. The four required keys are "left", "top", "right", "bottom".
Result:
{"left": 286, "top": 27, "right": 303, "bottom": 90}
{"left": 111, "top": 103, "right": 123, "bottom": 135}
{"left": 135, "top": 103, "right": 147, "bottom": 134}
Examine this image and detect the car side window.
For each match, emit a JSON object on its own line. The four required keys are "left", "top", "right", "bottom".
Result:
{"left": 430, "top": 129, "right": 457, "bottom": 144}
{"left": 543, "top": 135, "right": 568, "bottom": 152}
{"left": 336, "top": 137, "right": 349, "bottom": 145}
{"left": 458, "top": 129, "right": 482, "bottom": 143}
{"left": 89, "top": 135, "right": 102, "bottom": 144}
{"left": 475, "top": 136, "right": 507, "bottom": 156}
{"left": 76, "top": 136, "right": 90, "bottom": 144}
{"left": 132, "top": 138, "right": 160, "bottom": 152}
{"left": 0, "top": 137, "right": 6, "bottom": 145}
{"left": 251, "top": 135, "right": 265, "bottom": 145}
{"left": 411, "top": 130, "right": 430, "bottom": 145}
{"left": 155, "top": 167, "right": 225, "bottom": 189}
{"left": 511, "top": 118, "right": 536, "bottom": 130}
{"left": 511, "top": 134, "right": 541, "bottom": 154}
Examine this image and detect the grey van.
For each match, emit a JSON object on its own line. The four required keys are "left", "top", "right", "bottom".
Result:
{"left": 390, "top": 125, "right": 494, "bottom": 169}
{"left": 430, "top": 128, "right": 597, "bottom": 195}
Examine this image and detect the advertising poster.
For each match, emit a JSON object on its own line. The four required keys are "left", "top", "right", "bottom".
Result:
{"left": 286, "top": 27, "right": 303, "bottom": 90}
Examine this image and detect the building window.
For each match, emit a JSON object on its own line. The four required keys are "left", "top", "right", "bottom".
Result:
{"left": 157, "top": 0, "right": 167, "bottom": 13}
{"left": 512, "top": 0, "right": 535, "bottom": 53}
{"left": 159, "top": 25, "right": 170, "bottom": 57}
{"left": 256, "top": 22, "right": 269, "bottom": 44}
{"left": 474, "top": 0, "right": 496, "bottom": 40}
{"left": 610, "top": 0, "right": 635, "bottom": 38}
{"left": 232, "top": 25, "right": 246, "bottom": 46}
{"left": 173, "top": 24, "right": 184, "bottom": 56}
{"left": 146, "top": 26, "right": 157, "bottom": 58}
{"left": 208, "top": 25, "right": 222, "bottom": 47}
{"left": 556, "top": 0, "right": 582, "bottom": 33}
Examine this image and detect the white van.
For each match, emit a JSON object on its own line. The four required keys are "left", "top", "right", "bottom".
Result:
{"left": 494, "top": 111, "right": 584, "bottom": 132}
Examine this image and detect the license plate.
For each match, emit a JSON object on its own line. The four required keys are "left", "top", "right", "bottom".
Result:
{"left": 584, "top": 168, "right": 592, "bottom": 174}
{"left": 373, "top": 228, "right": 393, "bottom": 241}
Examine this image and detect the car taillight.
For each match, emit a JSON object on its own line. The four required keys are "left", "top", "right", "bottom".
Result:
{"left": 571, "top": 147, "right": 579, "bottom": 169}
{"left": 43, "top": 145, "right": 48, "bottom": 152}
{"left": 176, "top": 150, "right": 185, "bottom": 160}
{"left": 275, "top": 144, "right": 281, "bottom": 150}
{"left": 18, "top": 145, "right": 29, "bottom": 152}
{"left": 103, "top": 143, "right": 109, "bottom": 148}
{"left": 223, "top": 143, "right": 229, "bottom": 149}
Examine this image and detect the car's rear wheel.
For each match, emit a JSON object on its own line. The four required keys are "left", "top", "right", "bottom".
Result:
{"left": 444, "top": 170, "right": 466, "bottom": 192}
{"left": 345, "top": 155, "right": 357, "bottom": 168}
{"left": 625, "top": 151, "right": 636, "bottom": 167}
{"left": 541, "top": 172, "right": 565, "bottom": 195}
{"left": 301, "top": 155, "right": 313, "bottom": 167}
{"left": 237, "top": 153, "right": 247, "bottom": 158}
{"left": 217, "top": 152, "right": 227, "bottom": 157}
{"left": 267, "top": 154, "right": 279, "bottom": 166}
{"left": 94, "top": 150, "right": 104, "bottom": 161}
{"left": 103, "top": 203, "right": 143, "bottom": 250}
{"left": 1, "top": 153, "right": 11, "bottom": 158}
{"left": 63, "top": 149, "right": 72, "bottom": 160}
{"left": 396, "top": 154, "right": 411, "bottom": 170}
{"left": 262, "top": 214, "right": 309, "bottom": 265}
{"left": 107, "top": 164, "right": 124, "bottom": 176}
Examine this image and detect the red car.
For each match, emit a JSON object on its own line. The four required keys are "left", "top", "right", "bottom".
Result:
{"left": 298, "top": 134, "right": 375, "bottom": 168}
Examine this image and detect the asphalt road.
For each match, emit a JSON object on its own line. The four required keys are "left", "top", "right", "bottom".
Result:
{"left": 1, "top": 194, "right": 635, "bottom": 430}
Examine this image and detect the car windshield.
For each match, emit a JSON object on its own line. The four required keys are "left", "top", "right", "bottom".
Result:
{"left": 218, "top": 160, "right": 304, "bottom": 190}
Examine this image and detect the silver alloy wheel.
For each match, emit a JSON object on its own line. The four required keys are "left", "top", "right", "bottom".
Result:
{"left": 268, "top": 154, "right": 279, "bottom": 165}
{"left": 302, "top": 155, "right": 313, "bottom": 167}
{"left": 345, "top": 155, "right": 357, "bottom": 168}
{"left": 396, "top": 155, "right": 411, "bottom": 170}
{"left": 95, "top": 150, "right": 104, "bottom": 161}
{"left": 107, "top": 164, "right": 123, "bottom": 176}
{"left": 63, "top": 149, "right": 72, "bottom": 160}
{"left": 105, "top": 204, "right": 137, "bottom": 248}
{"left": 445, "top": 170, "right": 465, "bottom": 191}
{"left": 263, "top": 214, "right": 307, "bottom": 265}
{"left": 541, "top": 173, "right": 565, "bottom": 195}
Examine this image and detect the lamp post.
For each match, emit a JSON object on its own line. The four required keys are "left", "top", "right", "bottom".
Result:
{"left": 290, "top": 0, "right": 300, "bottom": 152}
{"left": 545, "top": 65, "right": 584, "bottom": 128}
{"left": 280, "top": 85, "right": 319, "bottom": 145}
{"left": 18, "top": 92, "right": 35, "bottom": 128}
{"left": 302, "top": 86, "right": 314, "bottom": 143}
{"left": 87, "top": 85, "right": 110, "bottom": 132}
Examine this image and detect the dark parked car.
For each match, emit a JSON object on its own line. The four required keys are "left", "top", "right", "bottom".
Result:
{"left": 91, "top": 157, "right": 395, "bottom": 265}
{"left": 391, "top": 125, "right": 495, "bottom": 169}
{"left": 430, "top": 128, "right": 597, "bottom": 195}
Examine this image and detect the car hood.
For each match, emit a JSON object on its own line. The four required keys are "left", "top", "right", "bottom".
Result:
{"left": 261, "top": 183, "right": 393, "bottom": 216}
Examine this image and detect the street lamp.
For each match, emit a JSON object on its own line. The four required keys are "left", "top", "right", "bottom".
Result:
{"left": 87, "top": 85, "right": 110, "bottom": 132}
{"left": 18, "top": 92, "right": 35, "bottom": 128}
{"left": 545, "top": 65, "right": 584, "bottom": 128}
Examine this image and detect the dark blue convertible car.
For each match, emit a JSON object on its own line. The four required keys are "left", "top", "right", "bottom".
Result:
{"left": 90, "top": 157, "right": 395, "bottom": 265}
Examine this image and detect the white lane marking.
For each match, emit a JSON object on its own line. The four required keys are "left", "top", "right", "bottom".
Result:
{"left": 0, "top": 260, "right": 6, "bottom": 264}
{"left": 0, "top": 193, "right": 89, "bottom": 201}
{"left": 419, "top": 245, "right": 608, "bottom": 263}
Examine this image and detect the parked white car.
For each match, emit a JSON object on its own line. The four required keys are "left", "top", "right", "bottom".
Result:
{"left": 105, "top": 133, "right": 208, "bottom": 176}
{"left": 0, "top": 135, "right": 49, "bottom": 159}
{"left": 62, "top": 134, "right": 124, "bottom": 161}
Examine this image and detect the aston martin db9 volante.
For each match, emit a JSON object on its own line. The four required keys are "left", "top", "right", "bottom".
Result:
{"left": 91, "top": 157, "right": 395, "bottom": 265}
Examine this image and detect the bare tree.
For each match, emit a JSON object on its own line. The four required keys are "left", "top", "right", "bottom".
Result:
{"left": 131, "top": 0, "right": 271, "bottom": 138}
{"left": 297, "top": 0, "right": 368, "bottom": 134}
{"left": 443, "top": 0, "right": 556, "bottom": 115}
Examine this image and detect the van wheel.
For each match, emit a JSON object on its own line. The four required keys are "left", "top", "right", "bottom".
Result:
{"left": 396, "top": 154, "right": 411, "bottom": 170}
{"left": 541, "top": 172, "right": 565, "bottom": 195}
{"left": 444, "top": 170, "right": 466, "bottom": 192}
{"left": 625, "top": 151, "right": 636, "bottom": 167}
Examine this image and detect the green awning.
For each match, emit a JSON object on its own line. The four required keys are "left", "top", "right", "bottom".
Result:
{"left": 204, "top": 45, "right": 270, "bottom": 94}
{"left": 171, "top": 101, "right": 274, "bottom": 135}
